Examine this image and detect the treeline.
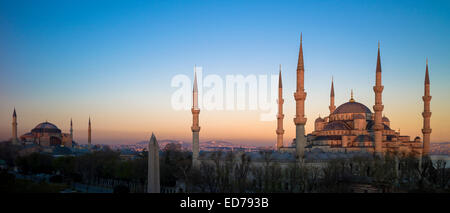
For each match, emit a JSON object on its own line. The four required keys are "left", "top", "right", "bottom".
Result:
{"left": 14, "top": 150, "right": 148, "bottom": 184}
{"left": 183, "top": 152, "right": 450, "bottom": 193}
{"left": 0, "top": 141, "right": 187, "bottom": 191}
{"left": 1, "top": 141, "right": 449, "bottom": 193}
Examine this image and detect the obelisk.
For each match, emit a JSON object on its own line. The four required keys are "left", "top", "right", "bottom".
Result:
{"left": 147, "top": 133, "right": 160, "bottom": 193}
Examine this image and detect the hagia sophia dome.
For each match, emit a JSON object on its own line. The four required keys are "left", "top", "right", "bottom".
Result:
{"left": 17, "top": 120, "right": 74, "bottom": 147}
{"left": 31, "top": 122, "right": 62, "bottom": 134}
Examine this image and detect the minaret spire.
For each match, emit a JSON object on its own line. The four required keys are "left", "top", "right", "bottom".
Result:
{"left": 193, "top": 66, "right": 198, "bottom": 109}
{"left": 293, "top": 33, "right": 307, "bottom": 158}
{"left": 278, "top": 64, "right": 283, "bottom": 88}
{"left": 276, "top": 64, "right": 285, "bottom": 150}
{"left": 376, "top": 41, "right": 382, "bottom": 74}
{"left": 12, "top": 108, "right": 18, "bottom": 144}
{"left": 425, "top": 58, "right": 430, "bottom": 85}
{"left": 191, "top": 66, "right": 201, "bottom": 168}
{"left": 422, "top": 58, "right": 432, "bottom": 156}
{"left": 296, "top": 32, "right": 304, "bottom": 91}
{"left": 329, "top": 77, "right": 336, "bottom": 114}
{"left": 373, "top": 42, "right": 384, "bottom": 156}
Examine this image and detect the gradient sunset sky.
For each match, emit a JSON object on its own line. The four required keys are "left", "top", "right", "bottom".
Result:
{"left": 1, "top": 0, "right": 449, "bottom": 146}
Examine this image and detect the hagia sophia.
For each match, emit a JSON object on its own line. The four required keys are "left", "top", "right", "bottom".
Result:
{"left": 10, "top": 108, "right": 93, "bottom": 153}
{"left": 190, "top": 34, "right": 432, "bottom": 166}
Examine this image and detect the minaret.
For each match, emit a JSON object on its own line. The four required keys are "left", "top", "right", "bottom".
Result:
{"left": 147, "top": 132, "right": 160, "bottom": 193}
{"left": 293, "top": 33, "right": 307, "bottom": 158}
{"left": 191, "top": 68, "right": 201, "bottom": 168}
{"left": 329, "top": 77, "right": 336, "bottom": 114}
{"left": 70, "top": 118, "right": 73, "bottom": 141}
{"left": 276, "top": 65, "right": 285, "bottom": 150}
{"left": 12, "top": 108, "right": 18, "bottom": 144}
{"left": 68, "top": 118, "right": 73, "bottom": 147}
{"left": 88, "top": 117, "right": 92, "bottom": 150}
{"left": 372, "top": 42, "right": 384, "bottom": 155}
{"left": 422, "top": 58, "right": 432, "bottom": 156}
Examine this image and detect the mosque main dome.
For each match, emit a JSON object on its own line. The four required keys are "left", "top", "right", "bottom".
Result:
{"left": 332, "top": 101, "right": 372, "bottom": 114}
{"left": 31, "top": 121, "right": 62, "bottom": 134}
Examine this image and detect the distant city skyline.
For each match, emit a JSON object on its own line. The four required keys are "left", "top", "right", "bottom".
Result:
{"left": 1, "top": 0, "right": 450, "bottom": 146}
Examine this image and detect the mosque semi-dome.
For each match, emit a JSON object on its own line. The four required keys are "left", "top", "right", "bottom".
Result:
{"left": 366, "top": 120, "right": 391, "bottom": 130}
{"left": 332, "top": 101, "right": 372, "bottom": 114}
{"left": 31, "top": 121, "right": 62, "bottom": 134}
{"left": 323, "top": 121, "right": 351, "bottom": 131}
{"left": 382, "top": 116, "right": 390, "bottom": 122}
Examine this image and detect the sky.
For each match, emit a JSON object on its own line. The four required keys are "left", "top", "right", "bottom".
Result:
{"left": 0, "top": 0, "right": 449, "bottom": 146}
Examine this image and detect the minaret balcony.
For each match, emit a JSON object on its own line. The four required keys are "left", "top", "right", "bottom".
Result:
{"left": 191, "top": 108, "right": 200, "bottom": 114}
{"left": 422, "top": 111, "right": 432, "bottom": 117}
{"left": 294, "top": 92, "right": 307, "bottom": 100}
{"left": 294, "top": 117, "right": 307, "bottom": 125}
{"left": 421, "top": 128, "right": 432, "bottom": 134}
{"left": 422, "top": 96, "right": 432, "bottom": 101}
{"left": 191, "top": 126, "right": 201, "bottom": 132}
{"left": 373, "top": 105, "right": 384, "bottom": 112}
{"left": 373, "top": 85, "right": 384, "bottom": 93}
{"left": 276, "top": 129, "right": 285, "bottom": 134}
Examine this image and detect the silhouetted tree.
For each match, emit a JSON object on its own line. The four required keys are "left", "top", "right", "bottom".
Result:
{"left": 15, "top": 153, "right": 54, "bottom": 174}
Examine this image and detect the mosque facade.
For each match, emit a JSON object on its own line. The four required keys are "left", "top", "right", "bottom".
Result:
{"left": 192, "top": 34, "right": 431, "bottom": 161}
{"left": 19, "top": 121, "right": 73, "bottom": 147}
{"left": 10, "top": 109, "right": 93, "bottom": 149}
{"left": 275, "top": 36, "right": 431, "bottom": 158}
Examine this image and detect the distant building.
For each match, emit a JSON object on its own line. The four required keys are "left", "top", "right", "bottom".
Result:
{"left": 20, "top": 121, "right": 73, "bottom": 147}
{"left": 11, "top": 109, "right": 93, "bottom": 154}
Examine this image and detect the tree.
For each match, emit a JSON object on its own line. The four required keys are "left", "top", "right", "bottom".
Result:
{"left": 15, "top": 153, "right": 54, "bottom": 174}
{"left": 0, "top": 141, "right": 21, "bottom": 167}
{"left": 233, "top": 152, "right": 251, "bottom": 192}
